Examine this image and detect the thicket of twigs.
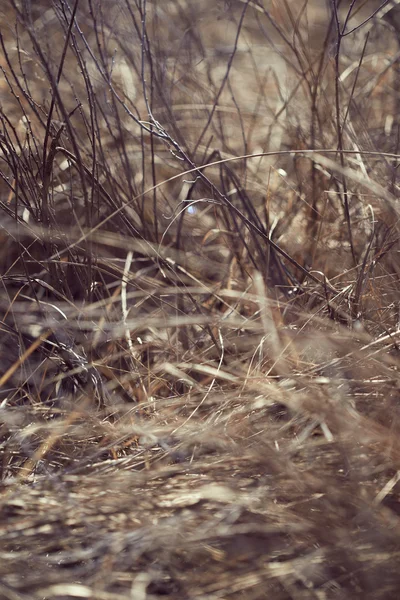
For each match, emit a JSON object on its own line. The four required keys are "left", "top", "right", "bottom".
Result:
{"left": 1, "top": 0, "right": 400, "bottom": 598}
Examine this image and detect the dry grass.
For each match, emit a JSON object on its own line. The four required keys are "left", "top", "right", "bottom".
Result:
{"left": 2, "top": 1, "right": 400, "bottom": 598}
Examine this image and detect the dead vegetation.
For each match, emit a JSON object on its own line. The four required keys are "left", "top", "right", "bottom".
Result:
{"left": 1, "top": 0, "right": 400, "bottom": 598}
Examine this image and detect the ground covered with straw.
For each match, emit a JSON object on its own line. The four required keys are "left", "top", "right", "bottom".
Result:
{"left": 2, "top": 1, "right": 400, "bottom": 598}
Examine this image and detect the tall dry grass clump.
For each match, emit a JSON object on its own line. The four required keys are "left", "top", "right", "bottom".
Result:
{"left": 1, "top": 0, "right": 400, "bottom": 598}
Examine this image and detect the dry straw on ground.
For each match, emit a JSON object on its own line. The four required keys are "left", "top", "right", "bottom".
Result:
{"left": 1, "top": 0, "right": 400, "bottom": 598}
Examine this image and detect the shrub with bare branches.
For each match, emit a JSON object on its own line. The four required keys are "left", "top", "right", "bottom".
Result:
{"left": 1, "top": 1, "right": 400, "bottom": 598}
